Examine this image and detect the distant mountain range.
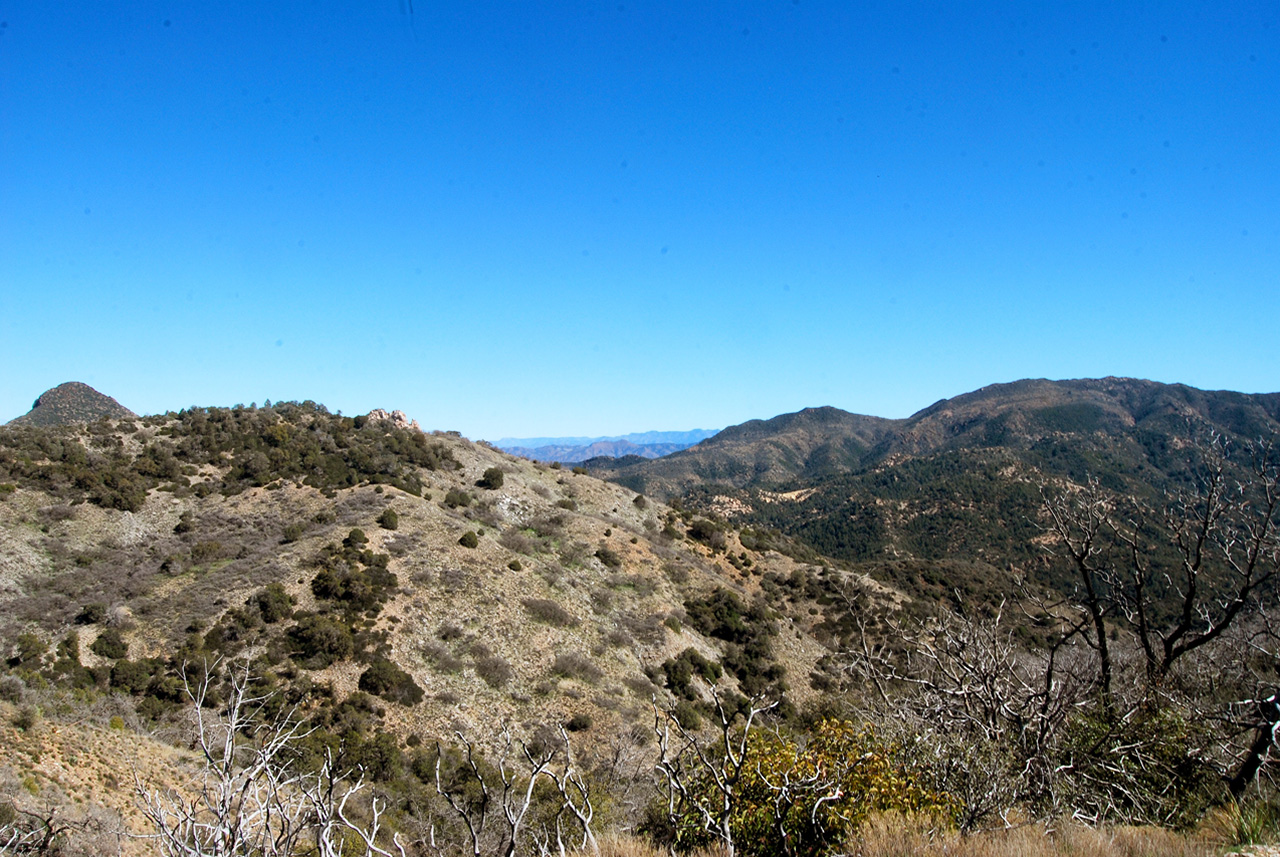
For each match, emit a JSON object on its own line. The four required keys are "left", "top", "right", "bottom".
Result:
{"left": 495, "top": 428, "right": 719, "bottom": 463}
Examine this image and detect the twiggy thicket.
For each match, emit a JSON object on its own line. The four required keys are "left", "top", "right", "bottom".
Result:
{"left": 846, "top": 434, "right": 1280, "bottom": 830}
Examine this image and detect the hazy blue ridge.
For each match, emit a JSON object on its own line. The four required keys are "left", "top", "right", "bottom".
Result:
{"left": 494, "top": 429, "right": 718, "bottom": 449}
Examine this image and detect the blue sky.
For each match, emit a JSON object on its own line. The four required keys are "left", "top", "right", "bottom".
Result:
{"left": 2, "top": 2, "right": 1276, "bottom": 439}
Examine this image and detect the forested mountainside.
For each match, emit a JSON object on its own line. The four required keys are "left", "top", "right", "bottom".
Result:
{"left": 587, "top": 377, "right": 1280, "bottom": 600}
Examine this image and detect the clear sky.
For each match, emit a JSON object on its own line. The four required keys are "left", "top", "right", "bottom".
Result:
{"left": 2, "top": 2, "right": 1276, "bottom": 440}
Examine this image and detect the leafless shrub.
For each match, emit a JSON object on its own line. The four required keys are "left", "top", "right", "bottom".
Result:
{"left": 384, "top": 533, "right": 420, "bottom": 558}
{"left": 605, "top": 628, "right": 633, "bottom": 648}
{"left": 135, "top": 659, "right": 407, "bottom": 856}
{"left": 522, "top": 598, "right": 579, "bottom": 628}
{"left": 662, "top": 563, "right": 689, "bottom": 585}
{"left": 0, "top": 675, "right": 26, "bottom": 704}
{"left": 499, "top": 529, "right": 538, "bottom": 555}
{"left": 607, "top": 573, "right": 656, "bottom": 598}
{"left": 475, "top": 654, "right": 513, "bottom": 688}
{"left": 106, "top": 603, "right": 134, "bottom": 629}
{"left": 422, "top": 642, "right": 465, "bottom": 674}
{"left": 551, "top": 651, "right": 604, "bottom": 684}
{"left": 439, "top": 568, "right": 469, "bottom": 591}
{"left": 559, "top": 541, "right": 591, "bottom": 568}
{"left": 531, "top": 514, "right": 567, "bottom": 538}
{"left": 619, "top": 611, "right": 666, "bottom": 644}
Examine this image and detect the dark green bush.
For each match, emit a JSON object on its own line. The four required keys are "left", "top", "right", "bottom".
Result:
{"left": 358, "top": 658, "right": 424, "bottom": 705}
{"left": 444, "top": 488, "right": 472, "bottom": 508}
{"left": 595, "top": 545, "right": 623, "bottom": 568}
{"left": 662, "top": 647, "right": 722, "bottom": 699}
{"left": 458, "top": 531, "right": 479, "bottom": 549}
{"left": 75, "top": 602, "right": 107, "bottom": 625}
{"left": 89, "top": 628, "right": 128, "bottom": 659}
{"left": 288, "top": 615, "right": 354, "bottom": 668}
{"left": 477, "top": 467, "right": 505, "bottom": 490}
{"left": 377, "top": 508, "right": 399, "bottom": 530}
{"left": 253, "top": 583, "right": 295, "bottom": 623}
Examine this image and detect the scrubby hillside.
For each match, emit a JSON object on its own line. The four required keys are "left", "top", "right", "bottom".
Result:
{"left": 0, "top": 402, "right": 883, "bottom": 850}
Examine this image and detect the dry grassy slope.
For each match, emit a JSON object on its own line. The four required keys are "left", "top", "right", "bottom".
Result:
{"left": 0, "top": 422, "right": 874, "bottom": 759}
{"left": 0, "top": 698, "right": 202, "bottom": 855}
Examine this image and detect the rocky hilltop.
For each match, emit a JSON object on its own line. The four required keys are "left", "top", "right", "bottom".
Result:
{"left": 7, "top": 381, "right": 136, "bottom": 427}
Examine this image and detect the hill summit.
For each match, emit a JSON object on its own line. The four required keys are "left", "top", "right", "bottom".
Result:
{"left": 7, "top": 381, "right": 136, "bottom": 426}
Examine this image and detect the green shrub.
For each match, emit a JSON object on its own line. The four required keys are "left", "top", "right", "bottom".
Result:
{"left": 75, "top": 602, "right": 107, "bottom": 625}
{"left": 477, "top": 467, "right": 505, "bottom": 490}
{"left": 282, "top": 523, "right": 305, "bottom": 543}
{"left": 444, "top": 488, "right": 472, "bottom": 508}
{"left": 358, "top": 658, "right": 424, "bottom": 705}
{"left": 507, "top": 559, "right": 523, "bottom": 571}
{"left": 633, "top": 494, "right": 648, "bottom": 509}
{"left": 556, "top": 498, "right": 578, "bottom": 511}
{"left": 458, "top": 530, "right": 479, "bottom": 549}
{"left": 288, "top": 615, "right": 354, "bottom": 668}
{"left": 90, "top": 628, "right": 128, "bottom": 659}
{"left": 566, "top": 713, "right": 593, "bottom": 732}
{"left": 687, "top": 518, "right": 727, "bottom": 550}
{"left": 13, "top": 633, "right": 46, "bottom": 667}
{"left": 377, "top": 508, "right": 399, "bottom": 530}
{"left": 252, "top": 583, "right": 295, "bottom": 623}
{"left": 662, "top": 647, "right": 721, "bottom": 699}
{"left": 595, "top": 546, "right": 623, "bottom": 568}
{"left": 668, "top": 720, "right": 953, "bottom": 857}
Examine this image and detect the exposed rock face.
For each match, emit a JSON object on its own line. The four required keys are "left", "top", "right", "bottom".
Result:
{"left": 7, "top": 382, "right": 136, "bottom": 427}
{"left": 365, "top": 408, "right": 421, "bottom": 432}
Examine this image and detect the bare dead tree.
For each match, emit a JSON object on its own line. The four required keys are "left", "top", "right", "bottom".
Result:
{"left": 844, "top": 599, "right": 1097, "bottom": 828}
{"left": 432, "top": 726, "right": 556, "bottom": 857}
{"left": 539, "top": 726, "right": 598, "bottom": 857}
{"left": 652, "top": 687, "right": 777, "bottom": 857}
{"left": 134, "top": 659, "right": 405, "bottom": 857}
{"left": 1040, "top": 435, "right": 1280, "bottom": 803}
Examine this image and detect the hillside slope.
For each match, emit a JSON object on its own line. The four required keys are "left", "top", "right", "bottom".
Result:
{"left": 586, "top": 378, "right": 1280, "bottom": 595}
{"left": 0, "top": 402, "right": 884, "bottom": 844}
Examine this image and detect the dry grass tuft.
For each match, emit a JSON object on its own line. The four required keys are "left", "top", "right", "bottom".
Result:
{"left": 575, "top": 816, "right": 1221, "bottom": 857}
{"left": 843, "top": 813, "right": 1216, "bottom": 857}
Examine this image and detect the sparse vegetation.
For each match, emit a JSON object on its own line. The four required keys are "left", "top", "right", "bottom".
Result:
{"left": 522, "top": 598, "right": 579, "bottom": 627}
